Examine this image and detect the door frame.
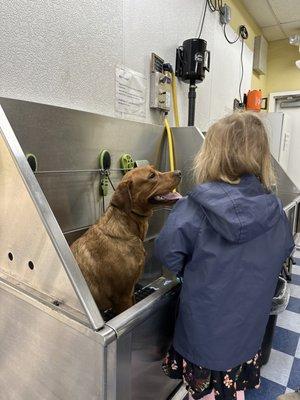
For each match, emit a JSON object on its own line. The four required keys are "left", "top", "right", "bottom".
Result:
{"left": 269, "top": 90, "right": 300, "bottom": 112}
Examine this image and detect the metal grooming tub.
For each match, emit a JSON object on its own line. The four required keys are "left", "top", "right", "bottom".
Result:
{"left": 0, "top": 98, "right": 299, "bottom": 400}
{"left": 0, "top": 98, "right": 204, "bottom": 400}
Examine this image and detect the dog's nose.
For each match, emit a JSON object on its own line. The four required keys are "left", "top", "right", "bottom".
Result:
{"left": 173, "top": 170, "right": 182, "bottom": 178}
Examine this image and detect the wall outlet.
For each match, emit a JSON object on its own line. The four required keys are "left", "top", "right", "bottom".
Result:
{"left": 233, "top": 98, "right": 245, "bottom": 110}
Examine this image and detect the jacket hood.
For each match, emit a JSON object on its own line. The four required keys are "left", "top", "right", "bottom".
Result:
{"left": 189, "top": 175, "right": 282, "bottom": 244}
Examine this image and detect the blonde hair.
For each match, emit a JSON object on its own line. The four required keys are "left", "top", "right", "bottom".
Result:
{"left": 193, "top": 111, "right": 275, "bottom": 190}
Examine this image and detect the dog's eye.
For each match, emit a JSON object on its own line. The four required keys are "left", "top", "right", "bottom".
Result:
{"left": 148, "top": 172, "right": 156, "bottom": 179}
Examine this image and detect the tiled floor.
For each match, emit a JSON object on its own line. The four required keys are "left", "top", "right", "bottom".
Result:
{"left": 246, "top": 262, "right": 300, "bottom": 399}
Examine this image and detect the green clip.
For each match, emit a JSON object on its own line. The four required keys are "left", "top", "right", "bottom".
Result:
{"left": 100, "top": 175, "right": 109, "bottom": 196}
{"left": 99, "top": 150, "right": 111, "bottom": 196}
{"left": 120, "top": 154, "right": 135, "bottom": 174}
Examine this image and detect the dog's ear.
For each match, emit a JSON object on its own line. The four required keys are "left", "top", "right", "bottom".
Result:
{"left": 110, "top": 179, "right": 132, "bottom": 213}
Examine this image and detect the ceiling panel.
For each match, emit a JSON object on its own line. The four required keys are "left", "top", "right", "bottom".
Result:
{"left": 281, "top": 21, "right": 300, "bottom": 36}
{"left": 242, "top": 0, "right": 277, "bottom": 27}
{"left": 262, "top": 25, "right": 286, "bottom": 41}
{"left": 269, "top": 0, "right": 300, "bottom": 23}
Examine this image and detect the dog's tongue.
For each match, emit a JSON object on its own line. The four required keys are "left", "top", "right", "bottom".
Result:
{"left": 154, "top": 192, "right": 182, "bottom": 201}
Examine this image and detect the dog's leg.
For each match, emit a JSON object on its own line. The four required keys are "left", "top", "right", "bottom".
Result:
{"left": 113, "top": 295, "right": 134, "bottom": 315}
{"left": 132, "top": 293, "right": 136, "bottom": 305}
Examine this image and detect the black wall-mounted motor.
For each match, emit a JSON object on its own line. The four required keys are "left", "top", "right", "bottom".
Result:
{"left": 176, "top": 38, "right": 210, "bottom": 84}
{"left": 176, "top": 38, "right": 210, "bottom": 126}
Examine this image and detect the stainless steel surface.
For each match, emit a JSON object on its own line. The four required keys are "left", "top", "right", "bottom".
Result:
{"left": 159, "top": 126, "right": 205, "bottom": 195}
{"left": 0, "top": 270, "right": 180, "bottom": 400}
{"left": 295, "top": 205, "right": 300, "bottom": 242}
{"left": 273, "top": 157, "right": 300, "bottom": 209}
{"left": 0, "top": 97, "right": 164, "bottom": 232}
{"left": 0, "top": 272, "right": 91, "bottom": 328}
{"left": 2, "top": 98, "right": 298, "bottom": 400}
{"left": 273, "top": 155, "right": 300, "bottom": 233}
{"left": 0, "top": 106, "right": 103, "bottom": 330}
{"left": 0, "top": 281, "right": 114, "bottom": 400}
{"left": 170, "top": 384, "right": 188, "bottom": 400}
{"left": 171, "top": 126, "right": 205, "bottom": 194}
{"left": 284, "top": 201, "right": 299, "bottom": 235}
{"left": 294, "top": 232, "right": 300, "bottom": 249}
{"left": 0, "top": 98, "right": 193, "bottom": 400}
{"left": 106, "top": 277, "right": 178, "bottom": 336}
{"left": 0, "top": 97, "right": 174, "bottom": 286}
{"left": 0, "top": 99, "right": 205, "bottom": 294}
{"left": 107, "top": 281, "right": 180, "bottom": 400}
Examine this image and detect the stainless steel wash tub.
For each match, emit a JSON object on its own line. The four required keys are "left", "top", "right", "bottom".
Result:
{"left": 0, "top": 98, "right": 204, "bottom": 400}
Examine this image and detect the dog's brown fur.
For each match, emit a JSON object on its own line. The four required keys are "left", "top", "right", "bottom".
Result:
{"left": 71, "top": 166, "right": 181, "bottom": 314}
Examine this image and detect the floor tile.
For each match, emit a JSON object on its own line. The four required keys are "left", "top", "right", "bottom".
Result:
{"left": 293, "top": 265, "right": 300, "bottom": 276}
{"left": 245, "top": 377, "right": 285, "bottom": 400}
{"left": 296, "top": 338, "right": 300, "bottom": 359}
{"left": 277, "top": 310, "right": 300, "bottom": 334}
{"left": 287, "top": 297, "right": 300, "bottom": 314}
{"left": 287, "top": 358, "right": 300, "bottom": 390}
{"left": 292, "top": 275, "right": 300, "bottom": 286}
{"left": 272, "top": 326, "right": 300, "bottom": 356}
{"left": 289, "top": 284, "right": 300, "bottom": 300}
{"left": 293, "top": 251, "right": 300, "bottom": 261}
{"left": 261, "top": 349, "right": 294, "bottom": 386}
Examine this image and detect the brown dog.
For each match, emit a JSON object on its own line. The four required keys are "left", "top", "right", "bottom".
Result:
{"left": 71, "top": 166, "right": 181, "bottom": 315}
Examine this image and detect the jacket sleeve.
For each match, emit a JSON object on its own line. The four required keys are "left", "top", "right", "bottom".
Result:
{"left": 154, "top": 196, "right": 203, "bottom": 275}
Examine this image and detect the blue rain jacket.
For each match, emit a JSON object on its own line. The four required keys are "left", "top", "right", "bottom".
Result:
{"left": 155, "top": 175, "right": 294, "bottom": 371}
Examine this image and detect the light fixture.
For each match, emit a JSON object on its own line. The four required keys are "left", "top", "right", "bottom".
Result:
{"left": 289, "top": 35, "right": 300, "bottom": 69}
{"left": 289, "top": 34, "right": 300, "bottom": 46}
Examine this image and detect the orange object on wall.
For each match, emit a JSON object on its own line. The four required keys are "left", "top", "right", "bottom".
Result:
{"left": 246, "top": 90, "right": 262, "bottom": 112}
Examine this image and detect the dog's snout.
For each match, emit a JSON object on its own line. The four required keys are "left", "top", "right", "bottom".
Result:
{"left": 173, "top": 170, "right": 182, "bottom": 179}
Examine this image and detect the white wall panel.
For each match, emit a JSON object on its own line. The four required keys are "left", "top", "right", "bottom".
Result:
{"left": 0, "top": 0, "right": 253, "bottom": 131}
{"left": 0, "top": 0, "right": 124, "bottom": 115}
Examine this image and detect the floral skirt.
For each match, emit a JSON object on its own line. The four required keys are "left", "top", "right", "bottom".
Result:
{"left": 162, "top": 346, "right": 262, "bottom": 400}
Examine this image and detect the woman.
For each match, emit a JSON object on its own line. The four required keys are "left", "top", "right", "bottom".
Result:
{"left": 155, "top": 112, "right": 294, "bottom": 400}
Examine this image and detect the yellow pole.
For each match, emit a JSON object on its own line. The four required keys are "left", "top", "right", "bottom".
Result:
{"left": 164, "top": 118, "right": 175, "bottom": 172}
{"left": 171, "top": 72, "right": 180, "bottom": 127}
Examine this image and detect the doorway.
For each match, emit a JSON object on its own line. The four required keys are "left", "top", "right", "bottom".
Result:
{"left": 270, "top": 91, "right": 300, "bottom": 189}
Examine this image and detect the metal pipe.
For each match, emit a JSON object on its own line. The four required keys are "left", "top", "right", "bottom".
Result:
{"left": 188, "top": 83, "right": 197, "bottom": 126}
{"left": 34, "top": 168, "right": 125, "bottom": 175}
{"left": 63, "top": 225, "right": 91, "bottom": 235}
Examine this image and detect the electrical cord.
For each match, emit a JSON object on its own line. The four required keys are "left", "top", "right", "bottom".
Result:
{"left": 197, "top": 0, "right": 224, "bottom": 38}
{"left": 195, "top": 0, "right": 247, "bottom": 105}
{"left": 102, "top": 195, "right": 105, "bottom": 213}
{"left": 198, "top": 0, "right": 208, "bottom": 38}
{"left": 207, "top": 0, "right": 217, "bottom": 12}
{"left": 239, "top": 39, "right": 244, "bottom": 103}
{"left": 223, "top": 23, "right": 240, "bottom": 44}
{"left": 207, "top": 0, "right": 223, "bottom": 12}
{"left": 207, "top": 0, "right": 215, "bottom": 12}
{"left": 106, "top": 172, "right": 116, "bottom": 191}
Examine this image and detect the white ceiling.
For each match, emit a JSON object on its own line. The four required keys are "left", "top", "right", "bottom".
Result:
{"left": 242, "top": 0, "right": 300, "bottom": 41}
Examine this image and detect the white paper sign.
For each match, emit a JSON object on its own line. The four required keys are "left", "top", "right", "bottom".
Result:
{"left": 115, "top": 65, "right": 146, "bottom": 117}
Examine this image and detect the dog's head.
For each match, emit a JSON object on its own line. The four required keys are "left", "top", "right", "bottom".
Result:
{"left": 111, "top": 166, "right": 181, "bottom": 217}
